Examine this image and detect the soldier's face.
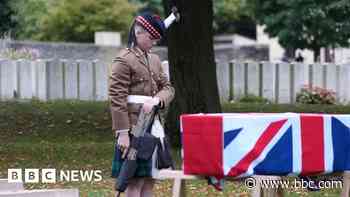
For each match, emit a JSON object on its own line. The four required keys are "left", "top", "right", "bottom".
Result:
{"left": 136, "top": 28, "right": 160, "bottom": 51}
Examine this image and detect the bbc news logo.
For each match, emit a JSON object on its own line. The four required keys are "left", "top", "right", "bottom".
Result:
{"left": 8, "top": 169, "right": 103, "bottom": 183}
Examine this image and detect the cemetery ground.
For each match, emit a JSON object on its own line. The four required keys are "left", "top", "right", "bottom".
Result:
{"left": 1, "top": 100, "right": 349, "bottom": 196}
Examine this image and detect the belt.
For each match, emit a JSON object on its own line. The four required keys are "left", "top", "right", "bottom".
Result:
{"left": 127, "top": 95, "right": 152, "bottom": 104}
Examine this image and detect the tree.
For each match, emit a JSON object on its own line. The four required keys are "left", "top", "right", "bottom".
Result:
{"left": 134, "top": 0, "right": 257, "bottom": 36}
{"left": 38, "top": 0, "right": 138, "bottom": 42}
{"left": 11, "top": 0, "right": 52, "bottom": 40}
{"left": 213, "top": 0, "right": 256, "bottom": 36}
{"left": 256, "top": 0, "right": 350, "bottom": 61}
{"left": 129, "top": 0, "right": 164, "bottom": 16}
{"left": 163, "top": 0, "right": 222, "bottom": 146}
{"left": 0, "top": 0, "right": 17, "bottom": 36}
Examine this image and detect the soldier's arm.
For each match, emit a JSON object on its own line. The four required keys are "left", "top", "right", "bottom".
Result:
{"left": 109, "top": 56, "right": 131, "bottom": 135}
{"left": 154, "top": 57, "right": 175, "bottom": 108}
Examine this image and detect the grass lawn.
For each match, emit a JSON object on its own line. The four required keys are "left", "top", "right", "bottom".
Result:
{"left": 0, "top": 100, "right": 347, "bottom": 196}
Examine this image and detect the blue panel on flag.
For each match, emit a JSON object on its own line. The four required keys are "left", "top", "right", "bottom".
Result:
{"left": 224, "top": 128, "right": 242, "bottom": 149}
{"left": 332, "top": 117, "right": 350, "bottom": 171}
{"left": 254, "top": 126, "right": 293, "bottom": 175}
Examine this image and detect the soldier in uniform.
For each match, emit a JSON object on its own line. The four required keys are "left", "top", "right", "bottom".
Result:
{"left": 109, "top": 13, "right": 175, "bottom": 197}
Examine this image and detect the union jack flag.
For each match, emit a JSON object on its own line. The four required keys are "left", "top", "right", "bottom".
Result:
{"left": 181, "top": 113, "right": 350, "bottom": 178}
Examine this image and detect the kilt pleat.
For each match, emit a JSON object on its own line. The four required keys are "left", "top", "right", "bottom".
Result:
{"left": 111, "top": 141, "right": 152, "bottom": 178}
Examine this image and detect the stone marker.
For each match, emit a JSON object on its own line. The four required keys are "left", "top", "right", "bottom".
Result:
{"left": 0, "top": 60, "right": 17, "bottom": 100}
{"left": 78, "top": 60, "right": 94, "bottom": 100}
{"left": 294, "top": 62, "right": 309, "bottom": 102}
{"left": 233, "top": 61, "right": 245, "bottom": 100}
{"left": 262, "top": 62, "right": 275, "bottom": 102}
{"left": 277, "top": 62, "right": 291, "bottom": 103}
{"left": 63, "top": 60, "right": 78, "bottom": 99}
{"left": 311, "top": 63, "right": 323, "bottom": 88}
{"left": 17, "top": 59, "right": 33, "bottom": 99}
{"left": 247, "top": 61, "right": 259, "bottom": 96}
{"left": 216, "top": 61, "right": 229, "bottom": 101}
{"left": 338, "top": 65, "right": 350, "bottom": 103}
{"left": 35, "top": 59, "right": 48, "bottom": 100}
{"left": 47, "top": 59, "right": 64, "bottom": 100}
{"left": 95, "top": 60, "right": 108, "bottom": 101}
{"left": 325, "top": 64, "right": 337, "bottom": 93}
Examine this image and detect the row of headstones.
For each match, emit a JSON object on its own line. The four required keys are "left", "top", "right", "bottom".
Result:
{"left": 216, "top": 61, "right": 350, "bottom": 104}
{"left": 1, "top": 58, "right": 349, "bottom": 103}
{"left": 0, "top": 59, "right": 108, "bottom": 101}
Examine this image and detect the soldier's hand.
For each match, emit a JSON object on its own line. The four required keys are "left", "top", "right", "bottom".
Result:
{"left": 142, "top": 97, "right": 160, "bottom": 113}
{"left": 117, "top": 132, "right": 130, "bottom": 158}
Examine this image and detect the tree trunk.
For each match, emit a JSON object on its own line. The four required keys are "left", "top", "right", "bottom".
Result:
{"left": 163, "top": 0, "right": 221, "bottom": 146}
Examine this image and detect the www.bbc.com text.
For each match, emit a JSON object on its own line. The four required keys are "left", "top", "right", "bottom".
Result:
{"left": 245, "top": 177, "right": 343, "bottom": 190}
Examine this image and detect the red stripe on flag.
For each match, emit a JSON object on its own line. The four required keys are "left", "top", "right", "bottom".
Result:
{"left": 182, "top": 115, "right": 224, "bottom": 177}
{"left": 227, "top": 119, "right": 287, "bottom": 177}
{"left": 300, "top": 115, "right": 325, "bottom": 175}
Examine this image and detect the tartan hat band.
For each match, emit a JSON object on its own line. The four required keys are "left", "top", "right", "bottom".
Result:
{"left": 135, "top": 16, "right": 161, "bottom": 39}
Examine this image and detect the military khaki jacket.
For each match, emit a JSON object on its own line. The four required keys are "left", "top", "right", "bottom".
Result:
{"left": 109, "top": 47, "right": 175, "bottom": 134}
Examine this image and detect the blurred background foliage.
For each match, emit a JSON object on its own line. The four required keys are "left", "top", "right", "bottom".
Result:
{"left": 0, "top": 0, "right": 17, "bottom": 36}
{"left": 213, "top": 0, "right": 256, "bottom": 38}
{"left": 1, "top": 0, "right": 349, "bottom": 59}
{"left": 256, "top": 0, "right": 350, "bottom": 61}
{"left": 0, "top": 0, "right": 256, "bottom": 42}
{"left": 1, "top": 0, "right": 139, "bottom": 42}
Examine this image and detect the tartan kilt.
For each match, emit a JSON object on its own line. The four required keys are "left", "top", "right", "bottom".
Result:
{"left": 111, "top": 139, "right": 153, "bottom": 178}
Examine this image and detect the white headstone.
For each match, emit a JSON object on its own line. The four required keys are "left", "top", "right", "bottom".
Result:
{"left": 247, "top": 61, "right": 259, "bottom": 96}
{"left": 35, "top": 59, "right": 48, "bottom": 100}
{"left": 294, "top": 63, "right": 309, "bottom": 99}
{"left": 262, "top": 62, "right": 275, "bottom": 101}
{"left": 31, "top": 61, "right": 37, "bottom": 98}
{"left": 233, "top": 61, "right": 245, "bottom": 100}
{"left": 64, "top": 60, "right": 78, "bottom": 99}
{"left": 47, "top": 59, "right": 64, "bottom": 100}
{"left": 17, "top": 59, "right": 33, "bottom": 99}
{"left": 325, "top": 64, "right": 337, "bottom": 92}
{"left": 278, "top": 63, "right": 291, "bottom": 103}
{"left": 338, "top": 64, "right": 350, "bottom": 104}
{"left": 0, "top": 60, "right": 17, "bottom": 100}
{"left": 95, "top": 60, "right": 108, "bottom": 101}
{"left": 0, "top": 59, "right": 3, "bottom": 100}
{"left": 215, "top": 61, "right": 229, "bottom": 101}
{"left": 78, "top": 60, "right": 94, "bottom": 100}
{"left": 311, "top": 63, "right": 324, "bottom": 88}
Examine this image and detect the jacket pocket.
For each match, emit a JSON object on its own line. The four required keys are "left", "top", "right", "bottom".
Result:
{"left": 130, "top": 76, "right": 149, "bottom": 95}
